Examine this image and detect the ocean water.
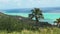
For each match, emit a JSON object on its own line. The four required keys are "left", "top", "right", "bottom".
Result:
{"left": 1, "top": 7, "right": 60, "bottom": 24}
{"left": 4, "top": 13, "right": 60, "bottom": 24}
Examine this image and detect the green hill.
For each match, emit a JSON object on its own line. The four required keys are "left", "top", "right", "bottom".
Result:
{"left": 0, "top": 12, "right": 52, "bottom": 33}
{"left": 0, "top": 12, "right": 60, "bottom": 34}
{"left": 0, "top": 12, "right": 38, "bottom": 32}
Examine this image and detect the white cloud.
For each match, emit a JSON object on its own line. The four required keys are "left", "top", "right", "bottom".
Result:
{"left": 0, "top": 0, "right": 10, "bottom": 4}
{"left": 0, "top": 0, "right": 60, "bottom": 9}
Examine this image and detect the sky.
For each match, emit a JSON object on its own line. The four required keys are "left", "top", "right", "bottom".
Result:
{"left": 0, "top": 0, "right": 60, "bottom": 9}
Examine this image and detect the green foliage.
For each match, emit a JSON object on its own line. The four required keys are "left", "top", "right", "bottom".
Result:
{"left": 54, "top": 18, "right": 60, "bottom": 28}
{"left": 0, "top": 12, "right": 40, "bottom": 33}
{"left": 29, "top": 8, "right": 44, "bottom": 23}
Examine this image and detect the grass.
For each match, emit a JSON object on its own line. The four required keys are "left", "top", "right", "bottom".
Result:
{"left": 0, "top": 27, "right": 60, "bottom": 34}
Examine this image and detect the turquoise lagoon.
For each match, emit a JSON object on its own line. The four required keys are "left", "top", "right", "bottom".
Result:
{"left": 4, "top": 13, "right": 60, "bottom": 24}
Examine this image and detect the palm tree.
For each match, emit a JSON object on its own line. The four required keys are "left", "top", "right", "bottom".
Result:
{"left": 54, "top": 18, "right": 60, "bottom": 27}
{"left": 29, "top": 8, "right": 44, "bottom": 23}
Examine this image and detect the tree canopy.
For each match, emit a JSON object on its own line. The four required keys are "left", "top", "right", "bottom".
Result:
{"left": 29, "top": 8, "right": 44, "bottom": 23}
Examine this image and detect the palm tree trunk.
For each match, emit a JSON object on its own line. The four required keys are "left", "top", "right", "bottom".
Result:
{"left": 35, "top": 17, "right": 39, "bottom": 23}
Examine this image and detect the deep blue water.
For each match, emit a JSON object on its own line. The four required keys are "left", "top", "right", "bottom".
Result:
{"left": 1, "top": 7, "right": 60, "bottom": 24}
{"left": 2, "top": 7, "right": 60, "bottom": 13}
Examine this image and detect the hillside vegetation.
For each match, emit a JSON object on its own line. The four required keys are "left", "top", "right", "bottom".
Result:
{"left": 0, "top": 12, "right": 60, "bottom": 34}
{"left": 0, "top": 12, "right": 41, "bottom": 32}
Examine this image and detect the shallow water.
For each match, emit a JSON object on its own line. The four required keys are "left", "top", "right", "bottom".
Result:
{"left": 4, "top": 13, "right": 60, "bottom": 24}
